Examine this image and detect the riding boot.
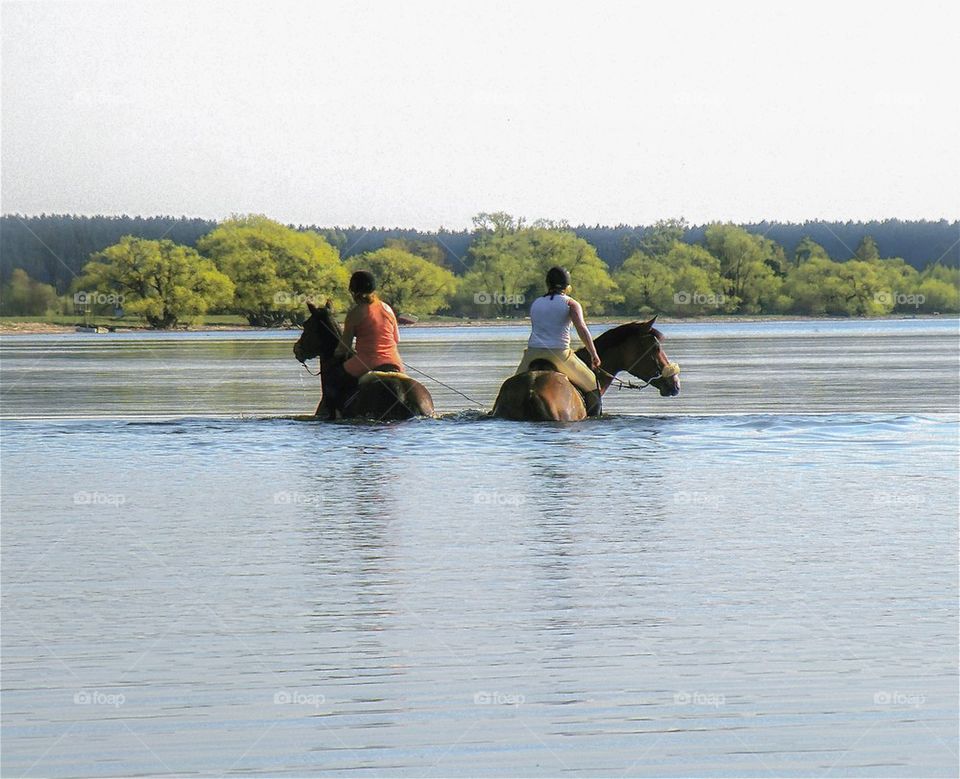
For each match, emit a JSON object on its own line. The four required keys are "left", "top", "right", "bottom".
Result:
{"left": 583, "top": 389, "right": 602, "bottom": 417}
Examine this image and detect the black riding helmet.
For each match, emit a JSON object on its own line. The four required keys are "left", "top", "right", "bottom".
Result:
{"left": 349, "top": 270, "right": 376, "bottom": 295}
{"left": 546, "top": 266, "right": 571, "bottom": 292}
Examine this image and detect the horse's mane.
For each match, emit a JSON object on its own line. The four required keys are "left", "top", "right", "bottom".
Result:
{"left": 593, "top": 321, "right": 664, "bottom": 349}
{"left": 306, "top": 303, "right": 340, "bottom": 331}
{"left": 303, "top": 304, "right": 342, "bottom": 358}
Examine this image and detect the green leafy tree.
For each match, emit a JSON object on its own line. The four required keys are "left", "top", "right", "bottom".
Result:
{"left": 76, "top": 237, "right": 234, "bottom": 328}
{"left": 197, "top": 215, "right": 348, "bottom": 326}
{"left": 853, "top": 235, "right": 881, "bottom": 262}
{"left": 782, "top": 256, "right": 894, "bottom": 316}
{"left": 916, "top": 265, "right": 960, "bottom": 312}
{"left": 472, "top": 211, "right": 525, "bottom": 235}
{"left": 350, "top": 247, "right": 458, "bottom": 316}
{"left": 384, "top": 238, "right": 448, "bottom": 267}
{"left": 458, "top": 241, "right": 536, "bottom": 315}
{"left": 916, "top": 277, "right": 960, "bottom": 312}
{"left": 0, "top": 268, "right": 59, "bottom": 315}
{"left": 637, "top": 218, "right": 689, "bottom": 256}
{"left": 664, "top": 243, "right": 729, "bottom": 314}
{"left": 793, "top": 237, "right": 831, "bottom": 265}
{"left": 835, "top": 260, "right": 897, "bottom": 315}
{"left": 615, "top": 251, "right": 675, "bottom": 313}
{"left": 782, "top": 258, "right": 850, "bottom": 315}
{"left": 460, "top": 215, "right": 620, "bottom": 316}
{"left": 871, "top": 258, "right": 919, "bottom": 312}
{"left": 704, "top": 224, "right": 785, "bottom": 313}
{"left": 459, "top": 215, "right": 539, "bottom": 316}
{"left": 524, "top": 228, "right": 621, "bottom": 313}
{"left": 617, "top": 241, "right": 727, "bottom": 315}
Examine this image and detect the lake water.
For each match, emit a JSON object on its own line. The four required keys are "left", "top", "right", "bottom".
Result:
{"left": 2, "top": 319, "right": 958, "bottom": 777}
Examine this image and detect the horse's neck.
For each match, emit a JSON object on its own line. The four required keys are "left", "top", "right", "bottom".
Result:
{"left": 586, "top": 340, "right": 626, "bottom": 394}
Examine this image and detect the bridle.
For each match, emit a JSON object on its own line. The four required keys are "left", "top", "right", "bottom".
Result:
{"left": 299, "top": 359, "right": 322, "bottom": 377}
{"left": 597, "top": 361, "right": 681, "bottom": 391}
{"left": 595, "top": 333, "right": 681, "bottom": 392}
{"left": 296, "top": 315, "right": 342, "bottom": 377}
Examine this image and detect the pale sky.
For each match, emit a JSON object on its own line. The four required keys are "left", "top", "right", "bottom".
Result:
{"left": 2, "top": 0, "right": 958, "bottom": 229}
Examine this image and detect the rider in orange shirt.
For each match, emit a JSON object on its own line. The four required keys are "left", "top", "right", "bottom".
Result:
{"left": 327, "top": 270, "right": 404, "bottom": 415}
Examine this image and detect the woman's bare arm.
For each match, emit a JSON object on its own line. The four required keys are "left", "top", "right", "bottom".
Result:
{"left": 569, "top": 299, "right": 601, "bottom": 369}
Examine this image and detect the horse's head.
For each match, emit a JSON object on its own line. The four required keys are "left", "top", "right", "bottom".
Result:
{"left": 599, "top": 317, "right": 681, "bottom": 397}
{"left": 293, "top": 300, "right": 342, "bottom": 363}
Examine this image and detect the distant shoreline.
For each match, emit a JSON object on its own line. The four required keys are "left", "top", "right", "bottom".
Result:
{"left": 1, "top": 314, "right": 954, "bottom": 335}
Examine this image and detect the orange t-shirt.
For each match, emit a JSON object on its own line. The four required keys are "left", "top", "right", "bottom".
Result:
{"left": 343, "top": 300, "right": 403, "bottom": 377}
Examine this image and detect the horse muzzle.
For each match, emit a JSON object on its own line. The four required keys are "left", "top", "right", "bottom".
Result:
{"left": 654, "top": 363, "right": 681, "bottom": 396}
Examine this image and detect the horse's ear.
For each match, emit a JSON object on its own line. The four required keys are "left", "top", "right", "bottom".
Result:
{"left": 307, "top": 301, "right": 319, "bottom": 315}
{"left": 324, "top": 298, "right": 334, "bottom": 311}
{"left": 640, "top": 315, "right": 657, "bottom": 330}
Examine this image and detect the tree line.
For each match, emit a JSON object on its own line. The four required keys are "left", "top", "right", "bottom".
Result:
{"left": 2, "top": 213, "right": 957, "bottom": 292}
{"left": 1, "top": 213, "right": 957, "bottom": 325}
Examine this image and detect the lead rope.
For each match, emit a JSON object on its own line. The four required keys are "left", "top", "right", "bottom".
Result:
{"left": 300, "top": 358, "right": 485, "bottom": 408}
{"left": 403, "top": 362, "right": 487, "bottom": 409}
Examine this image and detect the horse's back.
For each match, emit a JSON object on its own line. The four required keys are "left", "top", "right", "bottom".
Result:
{"left": 493, "top": 370, "right": 586, "bottom": 421}
{"left": 351, "top": 372, "right": 434, "bottom": 420}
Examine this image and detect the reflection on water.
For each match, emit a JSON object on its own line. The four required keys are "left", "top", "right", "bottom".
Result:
{"left": 1, "top": 320, "right": 958, "bottom": 777}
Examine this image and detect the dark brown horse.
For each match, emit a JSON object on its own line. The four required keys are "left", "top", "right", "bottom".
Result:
{"left": 293, "top": 301, "right": 434, "bottom": 421}
{"left": 492, "top": 317, "right": 680, "bottom": 421}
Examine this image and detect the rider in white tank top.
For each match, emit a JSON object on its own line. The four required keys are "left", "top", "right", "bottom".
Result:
{"left": 528, "top": 293, "right": 572, "bottom": 349}
{"left": 514, "top": 266, "right": 602, "bottom": 411}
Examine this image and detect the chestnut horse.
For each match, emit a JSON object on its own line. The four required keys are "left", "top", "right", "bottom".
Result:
{"left": 293, "top": 301, "right": 434, "bottom": 421}
{"left": 492, "top": 317, "right": 680, "bottom": 421}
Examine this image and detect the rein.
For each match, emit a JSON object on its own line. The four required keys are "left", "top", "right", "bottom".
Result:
{"left": 597, "top": 362, "right": 680, "bottom": 392}
{"left": 299, "top": 360, "right": 322, "bottom": 377}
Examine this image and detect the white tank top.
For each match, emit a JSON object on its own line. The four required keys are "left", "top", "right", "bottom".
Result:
{"left": 528, "top": 293, "right": 571, "bottom": 349}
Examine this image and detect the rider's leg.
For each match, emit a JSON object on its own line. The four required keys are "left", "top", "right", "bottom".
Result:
{"left": 549, "top": 350, "right": 601, "bottom": 416}
{"left": 321, "top": 361, "right": 345, "bottom": 419}
{"left": 582, "top": 389, "right": 602, "bottom": 417}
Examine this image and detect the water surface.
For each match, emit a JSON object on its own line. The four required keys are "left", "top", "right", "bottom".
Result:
{"left": 2, "top": 319, "right": 958, "bottom": 776}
